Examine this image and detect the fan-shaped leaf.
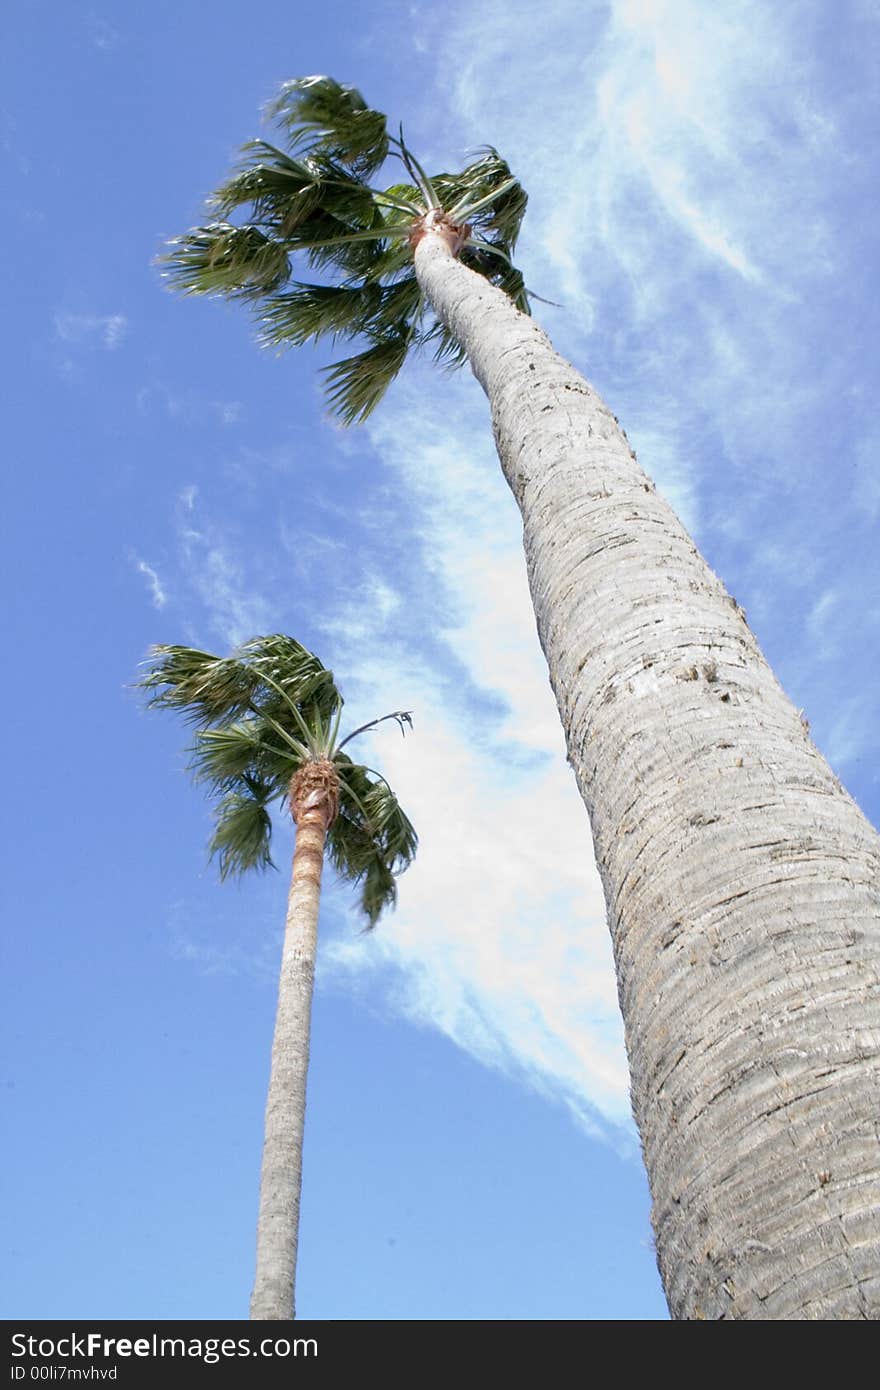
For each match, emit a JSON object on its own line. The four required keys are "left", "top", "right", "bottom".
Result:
{"left": 258, "top": 282, "right": 383, "bottom": 348}
{"left": 328, "top": 761, "right": 417, "bottom": 926}
{"left": 268, "top": 76, "right": 389, "bottom": 178}
{"left": 322, "top": 333, "right": 410, "bottom": 425}
{"left": 210, "top": 777, "right": 275, "bottom": 879}
{"left": 161, "top": 223, "right": 291, "bottom": 299}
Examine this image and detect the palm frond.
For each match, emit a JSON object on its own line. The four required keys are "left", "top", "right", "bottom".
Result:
{"left": 360, "top": 236, "right": 416, "bottom": 283}
{"left": 359, "top": 857, "right": 398, "bottom": 926}
{"left": 138, "top": 636, "right": 340, "bottom": 729}
{"left": 436, "top": 148, "right": 528, "bottom": 248}
{"left": 160, "top": 223, "right": 291, "bottom": 299}
{"left": 257, "top": 281, "right": 383, "bottom": 348}
{"left": 189, "top": 720, "right": 301, "bottom": 795}
{"left": 322, "top": 332, "right": 410, "bottom": 425}
{"left": 209, "top": 775, "right": 276, "bottom": 880}
{"left": 419, "top": 319, "right": 467, "bottom": 367}
{"left": 328, "top": 760, "right": 417, "bottom": 926}
{"left": 238, "top": 633, "right": 341, "bottom": 722}
{"left": 268, "top": 76, "right": 389, "bottom": 178}
{"left": 139, "top": 645, "right": 264, "bottom": 724}
{"left": 189, "top": 721, "right": 265, "bottom": 788}
{"left": 286, "top": 208, "right": 394, "bottom": 276}
{"left": 373, "top": 182, "right": 423, "bottom": 217}
{"left": 211, "top": 148, "right": 324, "bottom": 227}
{"left": 370, "top": 275, "right": 421, "bottom": 330}
{"left": 364, "top": 785, "right": 418, "bottom": 864}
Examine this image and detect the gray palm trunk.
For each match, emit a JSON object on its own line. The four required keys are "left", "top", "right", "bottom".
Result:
{"left": 250, "top": 802, "right": 328, "bottom": 1321}
{"left": 415, "top": 232, "right": 880, "bottom": 1319}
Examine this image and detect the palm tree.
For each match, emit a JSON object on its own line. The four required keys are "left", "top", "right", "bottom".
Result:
{"left": 160, "top": 81, "right": 880, "bottom": 1320}
{"left": 139, "top": 633, "right": 417, "bottom": 1320}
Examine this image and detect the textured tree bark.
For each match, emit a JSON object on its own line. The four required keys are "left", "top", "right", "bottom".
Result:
{"left": 249, "top": 803, "right": 328, "bottom": 1321}
{"left": 415, "top": 233, "right": 880, "bottom": 1320}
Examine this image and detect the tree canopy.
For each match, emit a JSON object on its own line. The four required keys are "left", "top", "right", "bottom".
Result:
{"left": 140, "top": 633, "right": 417, "bottom": 925}
{"left": 162, "top": 76, "right": 530, "bottom": 422}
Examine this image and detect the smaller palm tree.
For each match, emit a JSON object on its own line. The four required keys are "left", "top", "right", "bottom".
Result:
{"left": 139, "top": 633, "right": 417, "bottom": 1320}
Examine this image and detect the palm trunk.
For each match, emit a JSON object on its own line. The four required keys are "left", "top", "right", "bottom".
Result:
{"left": 249, "top": 803, "right": 328, "bottom": 1321}
{"left": 415, "top": 233, "right": 880, "bottom": 1320}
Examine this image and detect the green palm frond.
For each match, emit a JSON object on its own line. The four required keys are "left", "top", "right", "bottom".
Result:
{"left": 360, "top": 237, "right": 417, "bottom": 284}
{"left": 268, "top": 76, "right": 389, "bottom": 177}
{"left": 217, "top": 150, "right": 378, "bottom": 230}
{"left": 371, "top": 275, "right": 421, "bottom": 329}
{"left": 209, "top": 774, "right": 276, "bottom": 880}
{"left": 360, "top": 857, "right": 398, "bottom": 927}
{"left": 189, "top": 721, "right": 266, "bottom": 788}
{"left": 161, "top": 222, "right": 292, "bottom": 299}
{"left": 437, "top": 147, "right": 528, "bottom": 248}
{"left": 329, "top": 759, "right": 418, "bottom": 926}
{"left": 189, "top": 720, "right": 301, "bottom": 795}
{"left": 140, "top": 645, "right": 265, "bottom": 724}
{"left": 211, "top": 146, "right": 325, "bottom": 226}
{"left": 322, "top": 332, "right": 411, "bottom": 425}
{"left": 419, "top": 319, "right": 467, "bottom": 367}
{"left": 258, "top": 276, "right": 420, "bottom": 351}
{"left": 139, "top": 637, "right": 339, "bottom": 728}
{"left": 377, "top": 182, "right": 422, "bottom": 217}
{"left": 291, "top": 209, "right": 397, "bottom": 276}
{"left": 257, "top": 281, "right": 384, "bottom": 348}
{"left": 237, "top": 634, "right": 341, "bottom": 723}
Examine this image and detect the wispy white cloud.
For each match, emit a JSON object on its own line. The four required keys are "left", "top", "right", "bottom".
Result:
{"left": 136, "top": 383, "right": 244, "bottom": 428}
{"left": 429, "top": 0, "right": 847, "bottom": 504}
{"left": 55, "top": 311, "right": 127, "bottom": 350}
{"left": 86, "top": 12, "right": 121, "bottom": 51}
{"left": 166, "top": 887, "right": 286, "bottom": 981}
{"left": 323, "top": 683, "right": 630, "bottom": 1134}
{"left": 133, "top": 556, "right": 168, "bottom": 610}
{"left": 314, "top": 374, "right": 632, "bottom": 1136}
{"left": 176, "top": 511, "right": 275, "bottom": 648}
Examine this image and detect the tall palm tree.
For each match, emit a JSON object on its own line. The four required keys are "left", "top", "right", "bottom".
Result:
{"left": 139, "top": 633, "right": 417, "bottom": 1320}
{"left": 160, "top": 81, "right": 880, "bottom": 1320}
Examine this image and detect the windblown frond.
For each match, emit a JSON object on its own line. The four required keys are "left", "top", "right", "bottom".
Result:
{"left": 419, "top": 319, "right": 467, "bottom": 367}
{"left": 322, "top": 333, "right": 410, "bottom": 425}
{"left": 209, "top": 775, "right": 275, "bottom": 880}
{"left": 211, "top": 146, "right": 325, "bottom": 226}
{"left": 161, "top": 223, "right": 292, "bottom": 299}
{"left": 139, "top": 636, "right": 339, "bottom": 727}
{"left": 140, "top": 645, "right": 266, "bottom": 724}
{"left": 258, "top": 282, "right": 384, "bottom": 348}
{"left": 237, "top": 634, "right": 341, "bottom": 723}
{"left": 268, "top": 76, "right": 389, "bottom": 177}
{"left": 189, "top": 720, "right": 300, "bottom": 796}
{"left": 330, "top": 757, "right": 418, "bottom": 926}
{"left": 437, "top": 147, "right": 528, "bottom": 248}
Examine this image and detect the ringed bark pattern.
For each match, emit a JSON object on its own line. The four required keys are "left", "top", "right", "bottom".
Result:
{"left": 249, "top": 761, "right": 338, "bottom": 1321}
{"left": 415, "top": 233, "right": 880, "bottom": 1320}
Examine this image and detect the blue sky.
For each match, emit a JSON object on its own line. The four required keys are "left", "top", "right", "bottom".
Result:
{"left": 2, "top": 0, "right": 877, "bottom": 1321}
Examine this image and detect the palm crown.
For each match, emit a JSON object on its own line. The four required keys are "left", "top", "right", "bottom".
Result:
{"left": 161, "top": 76, "right": 529, "bottom": 423}
{"left": 139, "top": 633, "right": 417, "bottom": 925}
